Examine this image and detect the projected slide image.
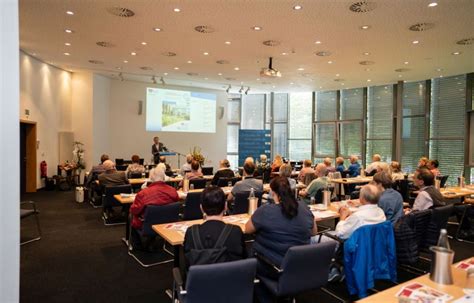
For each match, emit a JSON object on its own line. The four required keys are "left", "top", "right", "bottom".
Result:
{"left": 162, "top": 100, "right": 190, "bottom": 128}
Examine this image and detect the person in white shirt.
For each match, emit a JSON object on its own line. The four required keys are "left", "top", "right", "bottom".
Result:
{"left": 180, "top": 154, "right": 194, "bottom": 176}
{"left": 390, "top": 161, "right": 405, "bottom": 181}
{"left": 335, "top": 184, "right": 386, "bottom": 239}
{"left": 365, "top": 154, "right": 382, "bottom": 175}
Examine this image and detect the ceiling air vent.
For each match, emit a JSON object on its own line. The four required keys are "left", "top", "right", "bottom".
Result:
{"left": 187, "top": 72, "right": 199, "bottom": 76}
{"left": 395, "top": 68, "right": 411, "bottom": 72}
{"left": 216, "top": 60, "right": 230, "bottom": 64}
{"left": 262, "top": 40, "right": 281, "bottom": 47}
{"left": 349, "top": 1, "right": 376, "bottom": 13}
{"left": 359, "top": 60, "right": 375, "bottom": 65}
{"left": 194, "top": 25, "right": 215, "bottom": 33}
{"left": 162, "top": 52, "right": 177, "bottom": 57}
{"left": 315, "top": 51, "right": 331, "bottom": 57}
{"left": 107, "top": 7, "right": 135, "bottom": 17}
{"left": 409, "top": 23, "right": 435, "bottom": 32}
{"left": 457, "top": 38, "right": 474, "bottom": 45}
{"left": 225, "top": 77, "right": 236, "bottom": 81}
{"left": 88, "top": 60, "right": 104, "bottom": 64}
{"left": 96, "top": 41, "right": 115, "bottom": 48}
{"left": 140, "top": 66, "right": 153, "bottom": 70}
{"left": 334, "top": 78, "right": 345, "bottom": 82}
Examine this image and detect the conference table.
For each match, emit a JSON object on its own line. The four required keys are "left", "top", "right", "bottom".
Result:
{"left": 440, "top": 186, "right": 474, "bottom": 200}
{"left": 357, "top": 257, "right": 474, "bottom": 302}
{"left": 329, "top": 176, "right": 373, "bottom": 185}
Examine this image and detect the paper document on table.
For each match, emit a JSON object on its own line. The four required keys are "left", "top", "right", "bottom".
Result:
{"left": 456, "top": 258, "right": 474, "bottom": 271}
{"left": 453, "top": 294, "right": 474, "bottom": 303}
{"left": 165, "top": 223, "right": 189, "bottom": 235}
{"left": 312, "top": 210, "right": 337, "bottom": 219}
{"left": 224, "top": 216, "right": 249, "bottom": 225}
{"left": 120, "top": 193, "right": 136, "bottom": 198}
{"left": 395, "top": 282, "right": 453, "bottom": 302}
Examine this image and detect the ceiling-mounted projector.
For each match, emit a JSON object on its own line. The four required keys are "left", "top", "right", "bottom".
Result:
{"left": 260, "top": 57, "right": 282, "bottom": 78}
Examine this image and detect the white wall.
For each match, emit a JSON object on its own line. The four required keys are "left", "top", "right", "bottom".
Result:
{"left": 92, "top": 74, "right": 110, "bottom": 165}
{"left": 19, "top": 52, "right": 72, "bottom": 188}
{"left": 0, "top": 0, "right": 20, "bottom": 301}
{"left": 108, "top": 80, "right": 227, "bottom": 170}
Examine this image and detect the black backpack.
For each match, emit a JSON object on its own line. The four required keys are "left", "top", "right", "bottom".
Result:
{"left": 185, "top": 224, "right": 233, "bottom": 266}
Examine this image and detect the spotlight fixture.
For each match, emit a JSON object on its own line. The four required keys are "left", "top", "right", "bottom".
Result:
{"left": 118, "top": 72, "right": 124, "bottom": 81}
{"left": 226, "top": 85, "right": 231, "bottom": 93}
{"left": 152, "top": 76, "right": 157, "bottom": 84}
{"left": 239, "top": 86, "right": 244, "bottom": 93}
{"left": 245, "top": 87, "right": 250, "bottom": 95}
{"left": 160, "top": 77, "right": 166, "bottom": 85}
{"left": 428, "top": 2, "right": 438, "bottom": 7}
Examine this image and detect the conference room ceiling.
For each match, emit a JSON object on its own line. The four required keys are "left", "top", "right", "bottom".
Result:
{"left": 19, "top": 0, "right": 473, "bottom": 92}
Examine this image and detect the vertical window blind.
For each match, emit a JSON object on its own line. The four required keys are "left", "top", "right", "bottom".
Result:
{"left": 340, "top": 88, "right": 364, "bottom": 163}
{"left": 288, "top": 92, "right": 312, "bottom": 160}
{"left": 272, "top": 93, "right": 288, "bottom": 158}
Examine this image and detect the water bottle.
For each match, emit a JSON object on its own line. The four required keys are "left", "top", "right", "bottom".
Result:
{"left": 437, "top": 229, "right": 450, "bottom": 250}
{"left": 248, "top": 188, "right": 258, "bottom": 215}
{"left": 310, "top": 196, "right": 315, "bottom": 205}
{"left": 227, "top": 181, "right": 232, "bottom": 187}
{"left": 190, "top": 183, "right": 195, "bottom": 190}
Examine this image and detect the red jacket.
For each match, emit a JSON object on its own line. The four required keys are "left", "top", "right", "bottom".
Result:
{"left": 130, "top": 181, "right": 179, "bottom": 229}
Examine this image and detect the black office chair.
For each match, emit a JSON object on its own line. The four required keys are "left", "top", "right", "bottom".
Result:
{"left": 129, "top": 202, "right": 181, "bottom": 267}
{"left": 129, "top": 172, "right": 143, "bottom": 179}
{"left": 115, "top": 165, "right": 128, "bottom": 171}
{"left": 201, "top": 167, "right": 214, "bottom": 176}
{"left": 232, "top": 191, "right": 263, "bottom": 214}
{"left": 102, "top": 184, "right": 132, "bottom": 226}
{"left": 217, "top": 177, "right": 241, "bottom": 187}
{"left": 422, "top": 205, "right": 453, "bottom": 250}
{"left": 20, "top": 201, "right": 42, "bottom": 245}
{"left": 87, "top": 172, "right": 103, "bottom": 208}
{"left": 255, "top": 242, "right": 340, "bottom": 302}
{"left": 189, "top": 178, "right": 207, "bottom": 189}
{"left": 139, "top": 158, "right": 144, "bottom": 165}
{"left": 437, "top": 175, "right": 449, "bottom": 188}
{"left": 115, "top": 158, "right": 124, "bottom": 165}
{"left": 183, "top": 192, "right": 204, "bottom": 220}
{"left": 393, "top": 179, "right": 411, "bottom": 202}
{"left": 173, "top": 259, "right": 257, "bottom": 303}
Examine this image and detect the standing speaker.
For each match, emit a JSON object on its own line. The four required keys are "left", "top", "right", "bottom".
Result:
{"left": 138, "top": 100, "right": 143, "bottom": 115}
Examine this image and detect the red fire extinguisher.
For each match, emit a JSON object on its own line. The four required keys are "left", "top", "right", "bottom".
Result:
{"left": 40, "top": 161, "right": 47, "bottom": 178}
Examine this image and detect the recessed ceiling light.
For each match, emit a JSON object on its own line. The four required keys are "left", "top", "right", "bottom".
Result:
{"left": 174, "top": 67, "right": 179, "bottom": 70}
{"left": 131, "top": 52, "right": 137, "bottom": 56}
{"left": 63, "top": 52, "right": 70, "bottom": 56}
{"left": 360, "top": 25, "right": 371, "bottom": 30}
{"left": 251, "top": 26, "right": 262, "bottom": 31}
{"left": 297, "top": 67, "right": 305, "bottom": 71}
{"left": 328, "top": 61, "right": 333, "bottom": 64}
{"left": 153, "top": 27, "right": 162, "bottom": 32}
{"left": 436, "top": 68, "right": 443, "bottom": 72}
{"left": 293, "top": 5, "right": 302, "bottom": 10}
{"left": 64, "top": 29, "right": 74, "bottom": 33}
{"left": 367, "top": 79, "right": 371, "bottom": 82}
{"left": 428, "top": 2, "right": 438, "bottom": 7}
{"left": 225, "top": 41, "right": 231, "bottom": 45}
{"left": 439, "top": 75, "right": 443, "bottom": 78}
{"left": 116, "top": 67, "right": 121, "bottom": 70}
{"left": 65, "top": 42, "right": 71, "bottom": 46}
{"left": 218, "top": 73, "right": 222, "bottom": 76}
{"left": 203, "top": 52, "right": 209, "bottom": 56}
{"left": 204, "top": 77, "right": 208, "bottom": 80}
{"left": 234, "top": 67, "right": 240, "bottom": 71}
{"left": 281, "top": 52, "right": 288, "bottom": 55}
{"left": 363, "top": 52, "right": 370, "bottom": 56}
{"left": 412, "top": 40, "right": 419, "bottom": 44}
{"left": 290, "top": 82, "right": 294, "bottom": 85}
{"left": 141, "top": 42, "right": 147, "bottom": 45}
{"left": 187, "top": 60, "right": 192, "bottom": 64}
{"left": 398, "top": 74, "right": 403, "bottom": 77}
{"left": 315, "top": 41, "right": 322, "bottom": 44}
{"left": 452, "top": 51, "right": 461, "bottom": 55}
{"left": 164, "top": 72, "right": 168, "bottom": 76}
{"left": 341, "top": 83, "right": 345, "bottom": 86}
{"left": 365, "top": 68, "right": 371, "bottom": 71}
{"left": 257, "top": 78, "right": 260, "bottom": 81}
{"left": 66, "top": 10, "right": 74, "bottom": 15}
{"left": 272, "top": 85, "right": 276, "bottom": 88}
{"left": 123, "top": 60, "right": 128, "bottom": 63}
{"left": 404, "top": 61, "right": 409, "bottom": 65}
{"left": 336, "top": 73, "right": 340, "bottom": 77}
{"left": 173, "top": 8, "right": 181, "bottom": 12}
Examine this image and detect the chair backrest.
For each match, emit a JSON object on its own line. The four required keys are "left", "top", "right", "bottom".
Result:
{"left": 183, "top": 192, "right": 204, "bottom": 220}
{"left": 411, "top": 209, "right": 432, "bottom": 246}
{"left": 139, "top": 158, "right": 144, "bottom": 165}
{"left": 423, "top": 205, "right": 453, "bottom": 249}
{"left": 116, "top": 165, "right": 128, "bottom": 171}
{"left": 201, "top": 167, "right": 214, "bottom": 176}
{"left": 393, "top": 179, "right": 410, "bottom": 202}
{"left": 189, "top": 178, "right": 207, "bottom": 189}
{"left": 437, "top": 175, "right": 449, "bottom": 188}
{"left": 185, "top": 259, "right": 257, "bottom": 303}
{"left": 277, "top": 242, "right": 337, "bottom": 296}
{"left": 115, "top": 158, "right": 124, "bottom": 166}
{"left": 129, "top": 172, "right": 143, "bottom": 179}
{"left": 217, "top": 177, "right": 241, "bottom": 187}
{"left": 142, "top": 202, "right": 181, "bottom": 236}
{"left": 233, "top": 191, "right": 263, "bottom": 214}
{"left": 103, "top": 184, "right": 132, "bottom": 207}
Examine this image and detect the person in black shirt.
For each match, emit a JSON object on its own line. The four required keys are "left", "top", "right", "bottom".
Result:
{"left": 211, "top": 159, "right": 235, "bottom": 186}
{"left": 183, "top": 186, "right": 246, "bottom": 269}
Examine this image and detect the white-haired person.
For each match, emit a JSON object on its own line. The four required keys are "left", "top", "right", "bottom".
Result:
{"left": 298, "top": 159, "right": 315, "bottom": 182}
{"left": 98, "top": 160, "right": 129, "bottom": 217}
{"left": 211, "top": 159, "right": 235, "bottom": 186}
{"left": 180, "top": 154, "right": 194, "bottom": 176}
{"left": 348, "top": 155, "right": 361, "bottom": 177}
{"left": 323, "top": 157, "right": 336, "bottom": 174}
{"left": 365, "top": 154, "right": 382, "bottom": 176}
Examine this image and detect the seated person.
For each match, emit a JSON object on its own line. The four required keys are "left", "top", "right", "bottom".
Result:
{"left": 390, "top": 161, "right": 405, "bottom": 181}
{"left": 427, "top": 159, "right": 441, "bottom": 177}
{"left": 418, "top": 156, "right": 429, "bottom": 169}
{"left": 125, "top": 154, "right": 145, "bottom": 178}
{"left": 270, "top": 154, "right": 283, "bottom": 173}
{"left": 299, "top": 163, "right": 328, "bottom": 204}
{"left": 228, "top": 162, "right": 263, "bottom": 202}
{"left": 348, "top": 155, "right": 361, "bottom": 177}
{"left": 297, "top": 159, "right": 314, "bottom": 182}
{"left": 183, "top": 186, "right": 247, "bottom": 269}
{"left": 98, "top": 160, "right": 128, "bottom": 186}
{"left": 157, "top": 156, "right": 172, "bottom": 176}
{"left": 303, "top": 172, "right": 316, "bottom": 187}
{"left": 410, "top": 168, "right": 445, "bottom": 211}
{"left": 130, "top": 168, "right": 179, "bottom": 248}
{"left": 324, "top": 157, "right": 336, "bottom": 174}
{"left": 335, "top": 184, "right": 386, "bottom": 239}
{"left": 245, "top": 176, "right": 317, "bottom": 273}
{"left": 180, "top": 154, "right": 193, "bottom": 176}
{"left": 372, "top": 172, "right": 403, "bottom": 224}
{"left": 335, "top": 157, "right": 345, "bottom": 174}
{"left": 279, "top": 163, "right": 296, "bottom": 191}
{"left": 211, "top": 159, "right": 235, "bottom": 186}
{"left": 255, "top": 154, "right": 270, "bottom": 177}
{"left": 180, "top": 160, "right": 204, "bottom": 187}
{"left": 365, "top": 154, "right": 382, "bottom": 175}
{"left": 86, "top": 154, "right": 109, "bottom": 186}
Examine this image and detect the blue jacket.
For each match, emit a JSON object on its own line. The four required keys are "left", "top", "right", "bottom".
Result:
{"left": 343, "top": 221, "right": 397, "bottom": 298}
{"left": 348, "top": 162, "right": 361, "bottom": 177}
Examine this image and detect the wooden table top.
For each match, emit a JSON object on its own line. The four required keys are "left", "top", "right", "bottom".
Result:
{"left": 152, "top": 214, "right": 250, "bottom": 246}
{"left": 440, "top": 186, "right": 474, "bottom": 199}
{"left": 358, "top": 258, "right": 474, "bottom": 302}
{"left": 330, "top": 176, "right": 373, "bottom": 184}
{"left": 113, "top": 187, "right": 233, "bottom": 204}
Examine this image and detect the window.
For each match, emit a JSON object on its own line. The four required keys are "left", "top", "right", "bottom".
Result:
{"left": 272, "top": 93, "right": 288, "bottom": 158}
{"left": 430, "top": 75, "right": 466, "bottom": 184}
{"left": 288, "top": 92, "right": 312, "bottom": 160}
{"left": 340, "top": 88, "right": 364, "bottom": 161}
{"left": 226, "top": 94, "right": 241, "bottom": 169}
{"left": 401, "top": 81, "right": 426, "bottom": 172}
{"left": 241, "top": 94, "right": 265, "bottom": 129}
{"left": 366, "top": 85, "right": 394, "bottom": 162}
